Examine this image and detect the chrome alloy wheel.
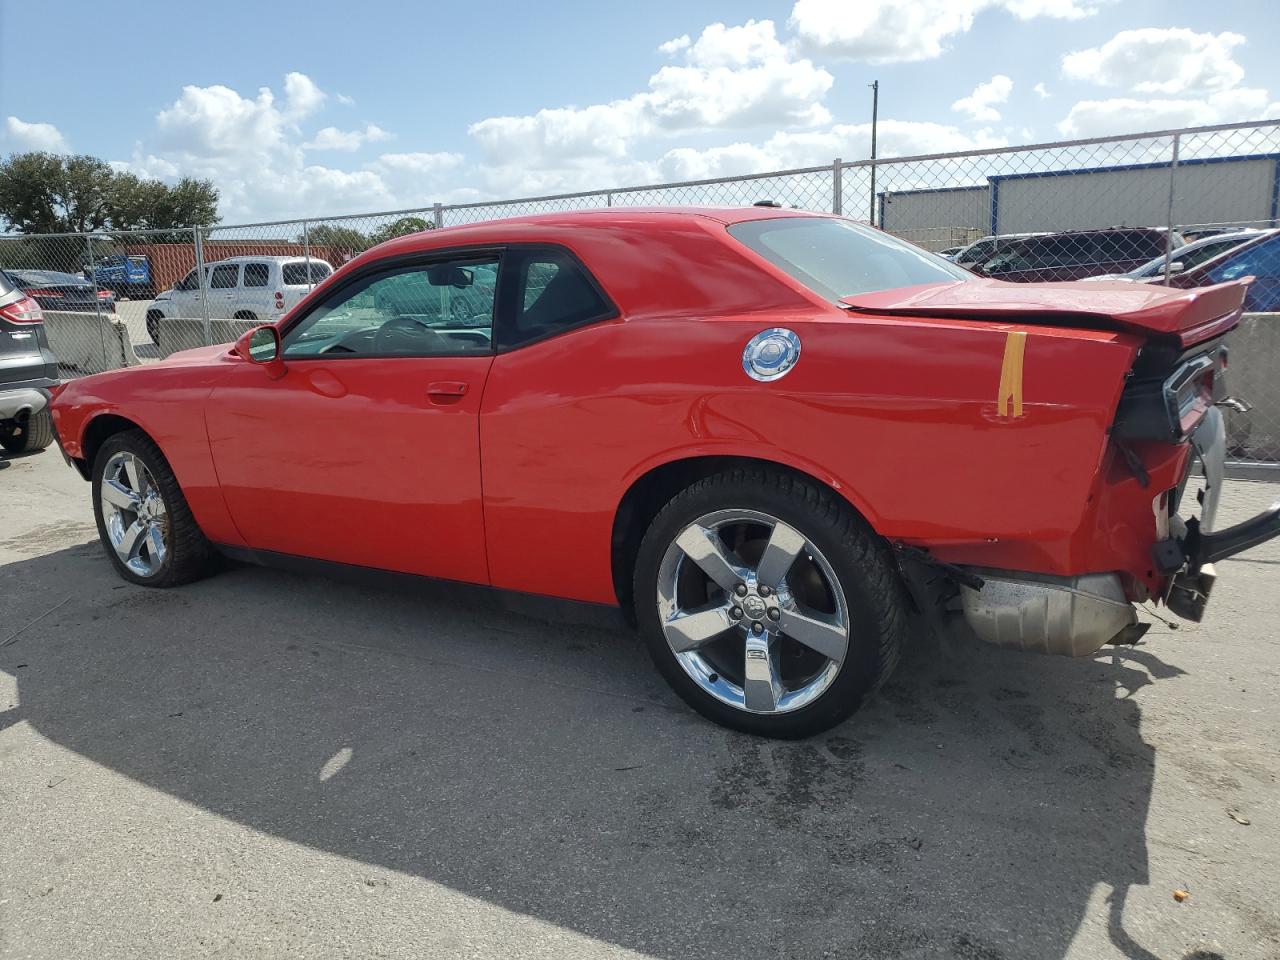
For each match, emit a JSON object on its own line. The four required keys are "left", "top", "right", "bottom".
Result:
{"left": 100, "top": 451, "right": 169, "bottom": 577}
{"left": 656, "top": 509, "right": 850, "bottom": 715}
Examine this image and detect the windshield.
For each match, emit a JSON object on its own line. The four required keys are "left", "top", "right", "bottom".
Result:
{"left": 728, "top": 218, "right": 969, "bottom": 302}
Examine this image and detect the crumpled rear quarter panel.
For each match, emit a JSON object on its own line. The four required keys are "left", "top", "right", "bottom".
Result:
{"left": 481, "top": 310, "right": 1143, "bottom": 605}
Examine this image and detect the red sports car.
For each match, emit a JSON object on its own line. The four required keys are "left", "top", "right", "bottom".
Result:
{"left": 49, "top": 207, "right": 1279, "bottom": 737}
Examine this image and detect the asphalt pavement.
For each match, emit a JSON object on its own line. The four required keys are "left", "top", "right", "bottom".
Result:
{"left": 1, "top": 447, "right": 1278, "bottom": 959}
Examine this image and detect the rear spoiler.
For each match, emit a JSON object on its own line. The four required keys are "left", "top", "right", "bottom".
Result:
{"left": 841, "top": 278, "right": 1251, "bottom": 347}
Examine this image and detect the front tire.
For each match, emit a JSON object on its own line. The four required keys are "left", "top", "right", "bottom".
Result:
{"left": 634, "top": 468, "right": 907, "bottom": 738}
{"left": 92, "top": 430, "right": 215, "bottom": 587}
{"left": 1, "top": 408, "right": 54, "bottom": 454}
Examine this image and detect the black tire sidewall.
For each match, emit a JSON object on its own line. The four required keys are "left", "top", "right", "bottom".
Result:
{"left": 634, "top": 472, "right": 905, "bottom": 739}
{"left": 1, "top": 408, "right": 53, "bottom": 453}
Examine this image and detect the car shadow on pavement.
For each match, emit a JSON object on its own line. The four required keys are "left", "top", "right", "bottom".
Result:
{"left": 1, "top": 540, "right": 1175, "bottom": 960}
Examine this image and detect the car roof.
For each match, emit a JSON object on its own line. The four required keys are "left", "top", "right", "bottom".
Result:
{"left": 3, "top": 267, "right": 86, "bottom": 283}
{"left": 443, "top": 205, "right": 820, "bottom": 228}
{"left": 205, "top": 255, "right": 331, "bottom": 264}
{"left": 364, "top": 205, "right": 824, "bottom": 260}
{"left": 1174, "top": 228, "right": 1269, "bottom": 251}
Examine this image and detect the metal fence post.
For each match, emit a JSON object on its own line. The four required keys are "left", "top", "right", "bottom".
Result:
{"left": 606, "top": 191, "right": 613, "bottom": 207}
{"left": 193, "top": 225, "right": 210, "bottom": 345}
{"left": 832, "top": 158, "right": 843, "bottom": 216}
{"left": 433, "top": 203, "right": 443, "bottom": 229}
{"left": 1163, "top": 133, "right": 1182, "bottom": 286}
{"left": 86, "top": 233, "right": 111, "bottom": 367}
{"left": 302, "top": 219, "right": 313, "bottom": 292}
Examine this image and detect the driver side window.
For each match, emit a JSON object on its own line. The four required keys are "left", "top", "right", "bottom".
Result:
{"left": 281, "top": 257, "right": 498, "bottom": 358}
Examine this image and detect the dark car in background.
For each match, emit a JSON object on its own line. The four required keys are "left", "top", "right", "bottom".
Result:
{"left": 0, "top": 270, "right": 59, "bottom": 454}
{"left": 1168, "top": 230, "right": 1280, "bottom": 311}
{"left": 970, "top": 227, "right": 1182, "bottom": 283}
{"left": 0, "top": 268, "right": 115, "bottom": 313}
{"left": 951, "top": 232, "right": 1048, "bottom": 267}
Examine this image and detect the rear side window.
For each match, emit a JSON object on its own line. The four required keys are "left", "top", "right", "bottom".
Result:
{"left": 729, "top": 217, "right": 969, "bottom": 302}
{"left": 243, "top": 263, "right": 269, "bottom": 287}
{"left": 282, "top": 262, "right": 332, "bottom": 285}
{"left": 210, "top": 264, "right": 239, "bottom": 289}
{"left": 500, "top": 248, "right": 615, "bottom": 349}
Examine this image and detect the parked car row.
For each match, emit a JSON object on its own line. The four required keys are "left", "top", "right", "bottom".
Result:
{"left": 1081, "top": 229, "right": 1273, "bottom": 282}
{"left": 932, "top": 225, "right": 1280, "bottom": 310}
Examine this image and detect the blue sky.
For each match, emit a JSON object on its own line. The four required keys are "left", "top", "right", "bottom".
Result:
{"left": 2, "top": 0, "right": 1277, "bottom": 222}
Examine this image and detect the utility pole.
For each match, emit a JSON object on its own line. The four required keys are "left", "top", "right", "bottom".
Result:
{"left": 869, "top": 80, "right": 879, "bottom": 224}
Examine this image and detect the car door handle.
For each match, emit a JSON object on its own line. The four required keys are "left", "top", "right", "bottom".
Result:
{"left": 427, "top": 381, "right": 468, "bottom": 403}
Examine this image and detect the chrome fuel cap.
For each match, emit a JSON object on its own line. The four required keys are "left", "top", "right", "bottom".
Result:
{"left": 742, "top": 328, "right": 801, "bottom": 382}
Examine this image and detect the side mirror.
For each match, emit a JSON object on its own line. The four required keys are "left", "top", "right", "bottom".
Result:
{"left": 234, "top": 324, "right": 286, "bottom": 376}
{"left": 1167, "top": 261, "right": 1185, "bottom": 275}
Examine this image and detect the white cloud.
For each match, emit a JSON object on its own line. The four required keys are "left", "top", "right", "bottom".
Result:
{"left": 117, "top": 74, "right": 450, "bottom": 221}
{"left": 1057, "top": 88, "right": 1277, "bottom": 137}
{"left": 5, "top": 116, "right": 70, "bottom": 152}
{"left": 1062, "top": 28, "right": 1246, "bottom": 96}
{"left": 1000, "top": 0, "right": 1099, "bottom": 18}
{"left": 788, "top": 0, "right": 1102, "bottom": 64}
{"left": 952, "top": 75, "right": 1013, "bottom": 122}
{"left": 1034, "top": 82, "right": 1050, "bottom": 99}
{"left": 282, "top": 71, "right": 327, "bottom": 120}
{"left": 468, "top": 18, "right": 833, "bottom": 181}
{"left": 336, "top": 93, "right": 355, "bottom": 107}
{"left": 658, "top": 35, "right": 690, "bottom": 56}
{"left": 659, "top": 121, "right": 1007, "bottom": 180}
{"left": 304, "top": 124, "right": 393, "bottom": 152}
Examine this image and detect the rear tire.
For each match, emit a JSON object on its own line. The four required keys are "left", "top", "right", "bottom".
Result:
{"left": 146, "top": 310, "right": 163, "bottom": 344}
{"left": 633, "top": 467, "right": 908, "bottom": 738}
{"left": 0, "top": 408, "right": 54, "bottom": 454}
{"left": 233, "top": 311, "right": 258, "bottom": 322}
{"left": 92, "top": 430, "right": 215, "bottom": 588}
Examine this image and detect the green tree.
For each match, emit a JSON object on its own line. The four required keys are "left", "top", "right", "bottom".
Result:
{"left": 303, "top": 223, "right": 373, "bottom": 256}
{"left": 369, "top": 216, "right": 431, "bottom": 245}
{"left": 0, "top": 152, "right": 220, "bottom": 235}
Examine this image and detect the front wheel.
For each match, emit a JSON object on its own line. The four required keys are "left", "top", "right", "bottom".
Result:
{"left": 92, "top": 430, "right": 215, "bottom": 587}
{"left": 634, "top": 469, "right": 908, "bottom": 738}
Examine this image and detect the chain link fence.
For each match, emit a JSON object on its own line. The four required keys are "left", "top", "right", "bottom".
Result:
{"left": 4, "top": 119, "right": 1279, "bottom": 466}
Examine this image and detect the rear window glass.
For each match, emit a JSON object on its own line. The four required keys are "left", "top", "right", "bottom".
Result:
{"left": 728, "top": 218, "right": 969, "bottom": 302}
{"left": 282, "top": 262, "right": 332, "bottom": 285}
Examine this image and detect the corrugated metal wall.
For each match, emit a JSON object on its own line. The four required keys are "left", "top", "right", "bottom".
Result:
{"left": 878, "top": 156, "right": 1279, "bottom": 240}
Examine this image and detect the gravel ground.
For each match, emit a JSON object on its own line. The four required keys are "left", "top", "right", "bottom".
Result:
{"left": 1, "top": 447, "right": 1277, "bottom": 960}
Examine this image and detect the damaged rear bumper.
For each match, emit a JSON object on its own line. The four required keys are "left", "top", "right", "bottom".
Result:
{"left": 952, "top": 405, "right": 1280, "bottom": 655}
{"left": 1157, "top": 406, "right": 1280, "bottom": 620}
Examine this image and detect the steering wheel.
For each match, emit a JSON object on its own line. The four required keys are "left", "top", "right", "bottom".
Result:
{"left": 373, "top": 315, "right": 449, "bottom": 354}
